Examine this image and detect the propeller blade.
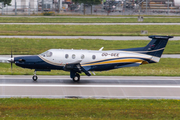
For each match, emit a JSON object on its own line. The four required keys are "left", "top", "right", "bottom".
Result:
{"left": 11, "top": 46, "right": 13, "bottom": 58}
{"left": 11, "top": 62, "right": 13, "bottom": 70}
{"left": 10, "top": 46, "right": 13, "bottom": 71}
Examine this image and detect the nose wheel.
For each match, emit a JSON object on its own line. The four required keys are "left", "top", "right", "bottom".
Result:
{"left": 32, "top": 71, "right": 38, "bottom": 81}
{"left": 32, "top": 75, "right": 38, "bottom": 81}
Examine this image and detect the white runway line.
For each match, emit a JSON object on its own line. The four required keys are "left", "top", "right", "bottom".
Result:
{"left": 1, "top": 84, "right": 180, "bottom": 88}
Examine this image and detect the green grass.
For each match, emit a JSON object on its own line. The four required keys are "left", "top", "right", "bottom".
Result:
{"left": 0, "top": 25, "right": 180, "bottom": 36}
{"left": 0, "top": 38, "right": 179, "bottom": 55}
{"left": 0, "top": 58, "right": 180, "bottom": 76}
{"left": 0, "top": 98, "right": 180, "bottom": 119}
{"left": 1, "top": 17, "right": 180, "bottom": 23}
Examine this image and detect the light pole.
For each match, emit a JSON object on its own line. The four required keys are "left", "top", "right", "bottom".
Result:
{"left": 15, "top": 0, "right": 17, "bottom": 15}
{"left": 168, "top": 0, "right": 169, "bottom": 15}
{"left": 42, "top": 0, "right": 44, "bottom": 13}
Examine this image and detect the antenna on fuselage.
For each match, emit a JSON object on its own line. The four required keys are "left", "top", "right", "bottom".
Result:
{"left": 99, "top": 47, "right": 104, "bottom": 51}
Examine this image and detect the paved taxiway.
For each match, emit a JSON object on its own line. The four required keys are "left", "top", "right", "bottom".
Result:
{"left": 0, "top": 36, "right": 180, "bottom": 40}
{"left": 1, "top": 23, "right": 180, "bottom": 25}
{"left": 1, "top": 16, "right": 180, "bottom": 18}
{"left": 1, "top": 75, "right": 180, "bottom": 99}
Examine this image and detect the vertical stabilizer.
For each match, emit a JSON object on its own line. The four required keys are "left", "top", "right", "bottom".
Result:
{"left": 144, "top": 35, "right": 173, "bottom": 58}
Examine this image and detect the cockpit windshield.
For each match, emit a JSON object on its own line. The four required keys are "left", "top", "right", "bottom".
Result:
{"left": 40, "top": 51, "right": 53, "bottom": 57}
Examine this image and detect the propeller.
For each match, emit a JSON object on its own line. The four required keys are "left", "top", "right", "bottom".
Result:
{"left": 7, "top": 46, "right": 14, "bottom": 71}
{"left": 0, "top": 47, "right": 15, "bottom": 71}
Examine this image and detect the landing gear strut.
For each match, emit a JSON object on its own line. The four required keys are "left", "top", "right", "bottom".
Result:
{"left": 32, "top": 71, "right": 38, "bottom": 81}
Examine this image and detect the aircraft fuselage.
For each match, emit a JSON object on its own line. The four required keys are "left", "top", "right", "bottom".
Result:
{"left": 14, "top": 49, "right": 154, "bottom": 72}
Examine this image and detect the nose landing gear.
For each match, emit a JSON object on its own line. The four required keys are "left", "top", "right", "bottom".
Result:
{"left": 32, "top": 71, "right": 38, "bottom": 81}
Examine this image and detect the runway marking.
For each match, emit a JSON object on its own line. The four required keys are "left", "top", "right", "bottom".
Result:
{"left": 1, "top": 84, "right": 180, "bottom": 88}
{"left": 1, "top": 95, "right": 180, "bottom": 99}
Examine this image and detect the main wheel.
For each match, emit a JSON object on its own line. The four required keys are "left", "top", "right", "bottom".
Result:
{"left": 32, "top": 75, "right": 38, "bottom": 81}
{"left": 73, "top": 73, "right": 80, "bottom": 82}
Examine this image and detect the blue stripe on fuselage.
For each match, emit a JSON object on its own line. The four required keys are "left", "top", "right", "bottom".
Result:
{"left": 14, "top": 55, "right": 64, "bottom": 70}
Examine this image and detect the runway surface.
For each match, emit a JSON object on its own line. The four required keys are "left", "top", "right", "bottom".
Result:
{"left": 0, "top": 36, "right": 180, "bottom": 40}
{"left": 1, "top": 75, "right": 180, "bottom": 99}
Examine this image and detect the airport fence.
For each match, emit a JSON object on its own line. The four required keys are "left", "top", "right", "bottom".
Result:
{"left": 0, "top": 1, "right": 180, "bottom": 16}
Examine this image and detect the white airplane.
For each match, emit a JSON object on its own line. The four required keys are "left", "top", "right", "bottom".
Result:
{"left": 3, "top": 35, "right": 173, "bottom": 82}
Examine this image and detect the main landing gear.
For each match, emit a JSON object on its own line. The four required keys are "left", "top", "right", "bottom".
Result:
{"left": 70, "top": 70, "right": 80, "bottom": 82}
{"left": 32, "top": 71, "right": 38, "bottom": 81}
{"left": 72, "top": 73, "right": 80, "bottom": 82}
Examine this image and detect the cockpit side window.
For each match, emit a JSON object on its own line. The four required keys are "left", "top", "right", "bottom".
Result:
{"left": 40, "top": 51, "right": 53, "bottom": 57}
{"left": 46, "top": 51, "right": 53, "bottom": 57}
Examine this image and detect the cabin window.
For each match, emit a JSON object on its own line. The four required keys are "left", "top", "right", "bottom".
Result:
{"left": 81, "top": 54, "right": 85, "bottom": 59}
{"left": 92, "top": 55, "right": 96, "bottom": 60}
{"left": 72, "top": 54, "right": 76, "bottom": 59}
{"left": 65, "top": 54, "right": 69, "bottom": 59}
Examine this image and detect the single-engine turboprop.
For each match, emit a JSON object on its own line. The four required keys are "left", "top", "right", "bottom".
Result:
{"left": 6, "top": 35, "right": 173, "bottom": 82}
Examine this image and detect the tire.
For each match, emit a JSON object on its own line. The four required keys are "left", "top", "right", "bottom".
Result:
{"left": 32, "top": 75, "right": 38, "bottom": 81}
{"left": 73, "top": 73, "right": 80, "bottom": 82}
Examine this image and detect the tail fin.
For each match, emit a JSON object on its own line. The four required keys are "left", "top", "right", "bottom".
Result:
{"left": 119, "top": 35, "right": 173, "bottom": 62}
{"left": 143, "top": 35, "right": 173, "bottom": 58}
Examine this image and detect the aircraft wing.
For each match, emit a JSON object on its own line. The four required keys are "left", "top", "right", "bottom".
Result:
{"left": 64, "top": 60, "right": 91, "bottom": 76}
{"left": 66, "top": 60, "right": 82, "bottom": 64}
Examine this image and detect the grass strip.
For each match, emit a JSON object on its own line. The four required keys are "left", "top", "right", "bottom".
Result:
{"left": 0, "top": 98, "right": 180, "bottom": 119}
{"left": 1, "top": 17, "right": 180, "bottom": 23}
{"left": 0, "top": 58, "right": 180, "bottom": 76}
{"left": 0, "top": 25, "right": 180, "bottom": 36}
{"left": 0, "top": 38, "right": 179, "bottom": 55}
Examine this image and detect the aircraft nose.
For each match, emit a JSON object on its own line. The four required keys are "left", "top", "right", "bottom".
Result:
{"left": 14, "top": 55, "right": 39, "bottom": 64}
{"left": 14, "top": 55, "right": 42, "bottom": 69}
{"left": 14, "top": 57, "right": 27, "bottom": 63}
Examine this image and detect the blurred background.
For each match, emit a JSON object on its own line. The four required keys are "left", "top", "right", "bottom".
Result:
{"left": 0, "top": 0, "right": 180, "bottom": 16}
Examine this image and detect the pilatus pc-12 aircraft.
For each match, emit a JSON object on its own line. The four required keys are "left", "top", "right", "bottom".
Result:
{"left": 5, "top": 35, "right": 173, "bottom": 82}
